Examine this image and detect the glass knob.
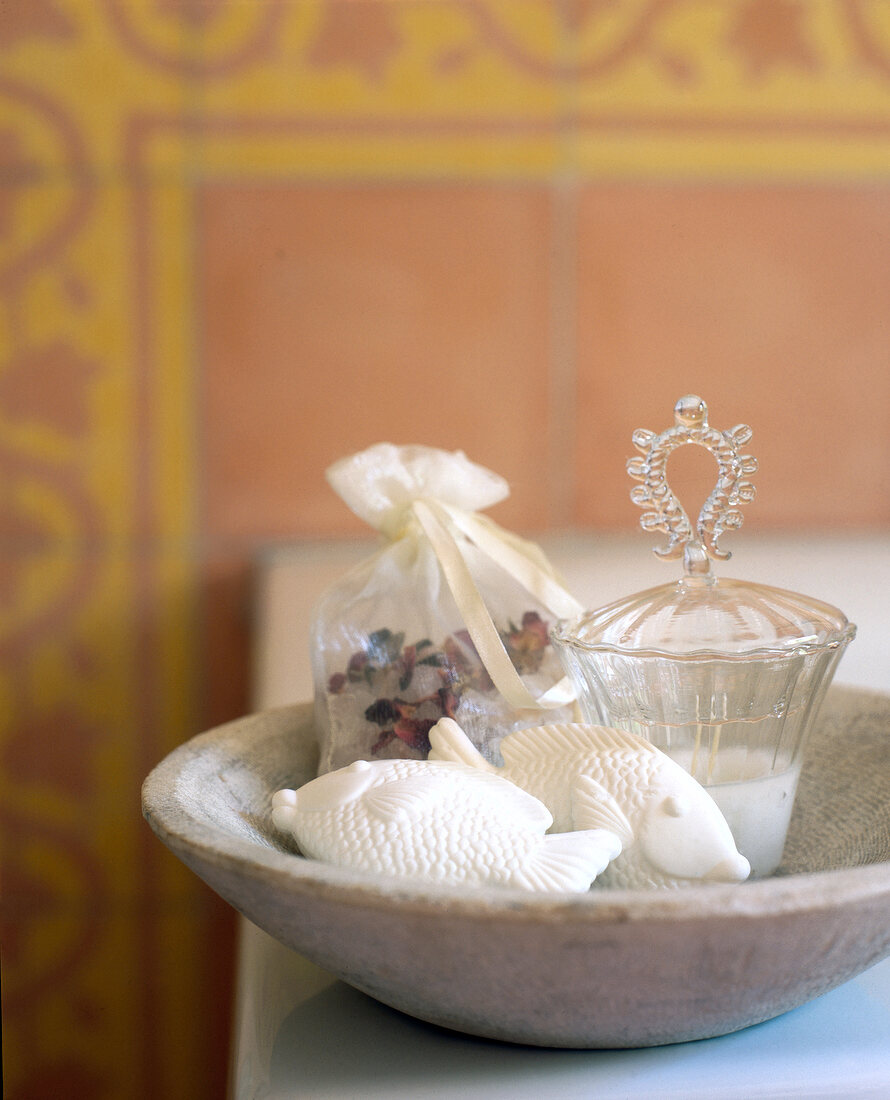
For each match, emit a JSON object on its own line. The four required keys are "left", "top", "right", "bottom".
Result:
{"left": 627, "top": 395, "right": 758, "bottom": 577}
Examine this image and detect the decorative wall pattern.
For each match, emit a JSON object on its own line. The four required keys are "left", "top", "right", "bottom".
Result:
{"left": 2, "top": 2, "right": 890, "bottom": 1096}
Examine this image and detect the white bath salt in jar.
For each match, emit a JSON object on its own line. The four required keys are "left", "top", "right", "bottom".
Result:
{"left": 550, "top": 395, "right": 856, "bottom": 878}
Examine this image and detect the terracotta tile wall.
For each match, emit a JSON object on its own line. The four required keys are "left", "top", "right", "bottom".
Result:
{"left": 3, "top": 3, "right": 890, "bottom": 1097}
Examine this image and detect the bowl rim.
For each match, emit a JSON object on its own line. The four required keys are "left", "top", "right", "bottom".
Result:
{"left": 142, "top": 687, "right": 890, "bottom": 927}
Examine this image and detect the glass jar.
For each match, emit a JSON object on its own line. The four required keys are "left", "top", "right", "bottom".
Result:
{"left": 552, "top": 396, "right": 856, "bottom": 877}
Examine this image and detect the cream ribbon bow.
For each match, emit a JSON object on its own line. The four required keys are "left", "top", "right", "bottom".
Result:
{"left": 409, "top": 498, "right": 583, "bottom": 711}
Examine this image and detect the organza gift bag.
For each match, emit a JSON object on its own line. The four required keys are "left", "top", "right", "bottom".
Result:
{"left": 311, "top": 443, "right": 584, "bottom": 774}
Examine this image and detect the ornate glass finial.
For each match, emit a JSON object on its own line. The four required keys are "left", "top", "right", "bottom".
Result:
{"left": 627, "top": 395, "right": 758, "bottom": 577}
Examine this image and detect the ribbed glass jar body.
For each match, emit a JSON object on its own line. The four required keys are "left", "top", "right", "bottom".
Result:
{"left": 551, "top": 580, "right": 856, "bottom": 877}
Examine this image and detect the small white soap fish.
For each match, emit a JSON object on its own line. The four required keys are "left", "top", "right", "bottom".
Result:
{"left": 428, "top": 719, "right": 750, "bottom": 890}
{"left": 272, "top": 758, "right": 621, "bottom": 893}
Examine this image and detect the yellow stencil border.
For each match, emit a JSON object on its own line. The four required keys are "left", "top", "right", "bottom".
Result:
{"left": 130, "top": 110, "right": 890, "bottom": 182}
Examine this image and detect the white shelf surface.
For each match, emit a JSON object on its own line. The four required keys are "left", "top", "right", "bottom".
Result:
{"left": 234, "top": 532, "right": 890, "bottom": 1100}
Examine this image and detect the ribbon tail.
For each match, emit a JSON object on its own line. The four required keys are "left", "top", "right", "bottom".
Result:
{"left": 411, "top": 500, "right": 576, "bottom": 711}
{"left": 437, "top": 504, "right": 584, "bottom": 619}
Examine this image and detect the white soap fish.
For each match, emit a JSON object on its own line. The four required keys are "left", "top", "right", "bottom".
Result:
{"left": 428, "top": 719, "right": 750, "bottom": 890}
{"left": 272, "top": 758, "right": 621, "bottom": 893}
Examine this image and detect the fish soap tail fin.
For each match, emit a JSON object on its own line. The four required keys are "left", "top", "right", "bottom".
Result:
{"left": 428, "top": 718, "right": 495, "bottom": 772}
{"left": 511, "top": 829, "right": 623, "bottom": 894}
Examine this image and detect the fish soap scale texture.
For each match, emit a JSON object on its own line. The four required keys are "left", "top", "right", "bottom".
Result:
{"left": 430, "top": 719, "right": 750, "bottom": 889}
{"left": 300, "top": 766, "right": 541, "bottom": 883}
{"left": 271, "top": 758, "right": 621, "bottom": 893}
{"left": 501, "top": 723, "right": 663, "bottom": 833}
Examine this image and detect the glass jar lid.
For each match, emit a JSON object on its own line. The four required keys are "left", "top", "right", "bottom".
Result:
{"left": 559, "top": 395, "right": 855, "bottom": 658}
{"left": 558, "top": 575, "right": 854, "bottom": 657}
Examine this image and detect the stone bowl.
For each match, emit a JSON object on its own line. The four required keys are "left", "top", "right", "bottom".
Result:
{"left": 142, "top": 685, "right": 890, "bottom": 1048}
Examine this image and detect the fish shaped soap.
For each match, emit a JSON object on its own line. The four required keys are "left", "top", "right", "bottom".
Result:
{"left": 271, "top": 758, "right": 621, "bottom": 893}
{"left": 428, "top": 719, "right": 750, "bottom": 890}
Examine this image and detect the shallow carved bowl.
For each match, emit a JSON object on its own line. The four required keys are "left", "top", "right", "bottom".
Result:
{"left": 142, "top": 685, "right": 890, "bottom": 1048}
